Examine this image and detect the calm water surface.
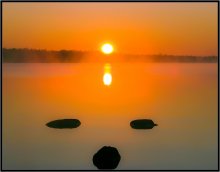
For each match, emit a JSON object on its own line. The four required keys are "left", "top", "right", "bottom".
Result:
{"left": 2, "top": 63, "right": 218, "bottom": 170}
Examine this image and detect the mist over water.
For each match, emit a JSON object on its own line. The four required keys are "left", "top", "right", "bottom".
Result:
{"left": 2, "top": 48, "right": 218, "bottom": 63}
{"left": 2, "top": 62, "right": 218, "bottom": 170}
{"left": 2, "top": 2, "right": 218, "bottom": 170}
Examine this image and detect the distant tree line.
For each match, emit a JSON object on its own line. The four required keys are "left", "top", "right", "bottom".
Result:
{"left": 2, "top": 48, "right": 218, "bottom": 63}
{"left": 2, "top": 48, "right": 85, "bottom": 63}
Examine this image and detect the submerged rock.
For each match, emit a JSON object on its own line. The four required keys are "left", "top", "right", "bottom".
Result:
{"left": 93, "top": 146, "right": 121, "bottom": 169}
{"left": 130, "top": 119, "right": 158, "bottom": 129}
{"left": 46, "top": 119, "right": 81, "bottom": 129}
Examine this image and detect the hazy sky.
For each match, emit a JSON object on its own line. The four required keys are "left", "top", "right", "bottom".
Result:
{"left": 3, "top": 2, "right": 218, "bottom": 56}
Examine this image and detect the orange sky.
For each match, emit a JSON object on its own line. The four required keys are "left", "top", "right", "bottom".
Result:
{"left": 3, "top": 2, "right": 218, "bottom": 56}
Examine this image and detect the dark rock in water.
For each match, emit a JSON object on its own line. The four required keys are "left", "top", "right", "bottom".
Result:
{"left": 93, "top": 146, "right": 121, "bottom": 169}
{"left": 130, "top": 119, "right": 158, "bottom": 129}
{"left": 46, "top": 119, "right": 80, "bottom": 129}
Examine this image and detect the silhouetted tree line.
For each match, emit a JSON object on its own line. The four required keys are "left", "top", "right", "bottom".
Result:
{"left": 2, "top": 48, "right": 218, "bottom": 63}
{"left": 2, "top": 48, "right": 85, "bottom": 63}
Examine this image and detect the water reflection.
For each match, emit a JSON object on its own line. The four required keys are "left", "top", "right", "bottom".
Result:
{"left": 103, "top": 63, "right": 112, "bottom": 86}
{"left": 2, "top": 63, "right": 218, "bottom": 170}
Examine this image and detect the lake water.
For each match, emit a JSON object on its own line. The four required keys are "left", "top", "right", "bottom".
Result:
{"left": 2, "top": 63, "right": 218, "bottom": 170}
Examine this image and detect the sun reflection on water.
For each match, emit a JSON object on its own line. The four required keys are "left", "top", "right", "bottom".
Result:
{"left": 103, "top": 64, "right": 112, "bottom": 86}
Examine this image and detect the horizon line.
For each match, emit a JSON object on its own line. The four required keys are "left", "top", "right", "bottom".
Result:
{"left": 2, "top": 47, "right": 218, "bottom": 57}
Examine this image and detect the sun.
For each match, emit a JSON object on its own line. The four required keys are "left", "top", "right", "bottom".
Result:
{"left": 101, "top": 43, "right": 114, "bottom": 54}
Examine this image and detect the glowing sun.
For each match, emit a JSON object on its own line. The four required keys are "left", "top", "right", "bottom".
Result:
{"left": 101, "top": 43, "right": 114, "bottom": 54}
